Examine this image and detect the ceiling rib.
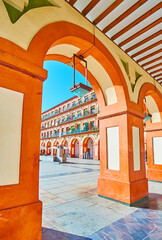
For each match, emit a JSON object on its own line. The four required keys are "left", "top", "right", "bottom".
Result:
{"left": 69, "top": 0, "right": 77, "bottom": 6}
{"left": 118, "top": 18, "right": 161, "bottom": 47}
{"left": 131, "top": 41, "right": 162, "bottom": 58}
{"left": 137, "top": 49, "right": 162, "bottom": 63}
{"left": 141, "top": 57, "right": 162, "bottom": 68}
{"left": 65, "top": 0, "right": 162, "bottom": 85}
{"left": 149, "top": 69, "right": 162, "bottom": 75}
{"left": 93, "top": 0, "right": 124, "bottom": 25}
{"left": 153, "top": 73, "right": 162, "bottom": 78}
{"left": 82, "top": 0, "right": 101, "bottom": 16}
{"left": 110, "top": 3, "right": 162, "bottom": 39}
{"left": 103, "top": 0, "right": 147, "bottom": 34}
{"left": 146, "top": 63, "right": 162, "bottom": 72}
{"left": 125, "top": 30, "right": 162, "bottom": 53}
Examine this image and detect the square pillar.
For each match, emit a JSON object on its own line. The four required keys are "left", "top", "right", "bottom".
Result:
{"left": 146, "top": 123, "right": 162, "bottom": 182}
{"left": 79, "top": 143, "right": 83, "bottom": 159}
{"left": 93, "top": 142, "right": 99, "bottom": 160}
{"left": 0, "top": 62, "right": 46, "bottom": 239}
{"left": 98, "top": 111, "right": 148, "bottom": 205}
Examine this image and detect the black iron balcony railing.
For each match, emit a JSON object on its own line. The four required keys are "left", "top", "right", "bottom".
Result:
{"left": 41, "top": 95, "right": 97, "bottom": 121}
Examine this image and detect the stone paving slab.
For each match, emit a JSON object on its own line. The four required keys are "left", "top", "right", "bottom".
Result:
{"left": 40, "top": 158, "right": 162, "bottom": 240}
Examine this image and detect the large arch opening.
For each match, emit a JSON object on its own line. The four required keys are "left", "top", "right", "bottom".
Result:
{"left": 1, "top": 10, "right": 161, "bottom": 239}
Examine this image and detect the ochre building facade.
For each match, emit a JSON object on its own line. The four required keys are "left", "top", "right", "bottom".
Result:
{"left": 40, "top": 90, "right": 100, "bottom": 160}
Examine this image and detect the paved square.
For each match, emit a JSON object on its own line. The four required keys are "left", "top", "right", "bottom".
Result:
{"left": 40, "top": 158, "right": 162, "bottom": 239}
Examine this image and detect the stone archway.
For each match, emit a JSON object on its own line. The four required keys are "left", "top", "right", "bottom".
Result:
{"left": 83, "top": 137, "right": 94, "bottom": 159}
{"left": 138, "top": 83, "right": 162, "bottom": 182}
{"left": 0, "top": 4, "right": 161, "bottom": 239}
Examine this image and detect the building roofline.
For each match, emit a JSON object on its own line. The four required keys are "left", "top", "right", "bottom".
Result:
{"left": 42, "top": 96, "right": 78, "bottom": 114}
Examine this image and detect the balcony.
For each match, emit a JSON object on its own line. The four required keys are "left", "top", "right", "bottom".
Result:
{"left": 41, "top": 95, "right": 97, "bottom": 121}
{"left": 41, "top": 126, "right": 99, "bottom": 139}
{"left": 41, "top": 109, "right": 99, "bottom": 130}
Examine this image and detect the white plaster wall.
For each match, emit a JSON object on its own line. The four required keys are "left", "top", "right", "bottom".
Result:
{"left": 132, "top": 127, "right": 141, "bottom": 171}
{"left": 153, "top": 137, "right": 162, "bottom": 165}
{"left": 0, "top": 87, "right": 23, "bottom": 186}
{"left": 146, "top": 96, "right": 161, "bottom": 123}
{"left": 107, "top": 126, "right": 120, "bottom": 170}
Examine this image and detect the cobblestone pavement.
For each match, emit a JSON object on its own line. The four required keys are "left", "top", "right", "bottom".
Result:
{"left": 40, "top": 158, "right": 162, "bottom": 240}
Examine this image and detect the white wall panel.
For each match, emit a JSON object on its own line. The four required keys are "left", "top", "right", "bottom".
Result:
{"left": 107, "top": 127, "right": 119, "bottom": 170}
{"left": 0, "top": 87, "right": 23, "bottom": 186}
{"left": 153, "top": 137, "right": 162, "bottom": 165}
{"left": 132, "top": 127, "right": 141, "bottom": 171}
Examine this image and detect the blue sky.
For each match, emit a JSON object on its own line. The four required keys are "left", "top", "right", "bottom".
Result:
{"left": 42, "top": 61, "right": 91, "bottom": 112}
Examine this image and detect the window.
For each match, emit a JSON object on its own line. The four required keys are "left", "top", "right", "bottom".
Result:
{"left": 59, "top": 108, "right": 61, "bottom": 113}
{"left": 63, "top": 105, "right": 66, "bottom": 111}
{"left": 83, "top": 122, "right": 89, "bottom": 131}
{"left": 91, "top": 92, "right": 96, "bottom": 99}
{"left": 77, "top": 124, "right": 80, "bottom": 129}
{"left": 67, "top": 115, "right": 71, "bottom": 121}
{"left": 90, "top": 121, "right": 94, "bottom": 129}
{"left": 67, "top": 103, "right": 70, "bottom": 109}
{"left": 72, "top": 101, "right": 76, "bottom": 107}
{"left": 91, "top": 106, "right": 95, "bottom": 114}
{"left": 58, "top": 119, "right": 61, "bottom": 124}
{"left": 84, "top": 96, "right": 88, "bottom": 102}
{"left": 77, "top": 111, "right": 81, "bottom": 117}
{"left": 78, "top": 99, "right": 82, "bottom": 105}
{"left": 50, "top": 131, "right": 52, "bottom": 136}
{"left": 55, "top": 109, "right": 58, "bottom": 114}
{"left": 62, "top": 117, "right": 65, "bottom": 122}
{"left": 72, "top": 113, "right": 75, "bottom": 119}
{"left": 84, "top": 108, "right": 88, "bottom": 116}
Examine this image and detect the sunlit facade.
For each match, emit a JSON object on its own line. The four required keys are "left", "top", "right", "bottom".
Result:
{"left": 40, "top": 90, "right": 100, "bottom": 159}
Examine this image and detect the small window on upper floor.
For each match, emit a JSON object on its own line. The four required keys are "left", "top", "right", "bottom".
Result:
{"left": 59, "top": 108, "right": 61, "bottom": 113}
{"left": 84, "top": 96, "right": 88, "bottom": 102}
{"left": 91, "top": 106, "right": 95, "bottom": 114}
{"left": 91, "top": 92, "right": 96, "bottom": 99}
{"left": 67, "top": 103, "right": 70, "bottom": 109}
{"left": 72, "top": 113, "right": 75, "bottom": 119}
{"left": 72, "top": 101, "right": 76, "bottom": 107}
{"left": 63, "top": 105, "right": 66, "bottom": 111}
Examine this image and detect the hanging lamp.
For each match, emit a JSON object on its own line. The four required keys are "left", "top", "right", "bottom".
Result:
{"left": 70, "top": 54, "right": 92, "bottom": 98}
{"left": 144, "top": 97, "right": 152, "bottom": 122}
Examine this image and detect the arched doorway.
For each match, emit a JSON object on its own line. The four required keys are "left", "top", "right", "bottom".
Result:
{"left": 74, "top": 139, "right": 79, "bottom": 158}
{"left": 138, "top": 83, "right": 162, "bottom": 182}
{"left": 70, "top": 138, "right": 80, "bottom": 158}
{"left": 83, "top": 137, "right": 94, "bottom": 159}
{"left": 40, "top": 142, "right": 45, "bottom": 155}
{"left": 46, "top": 141, "right": 51, "bottom": 155}
{"left": 52, "top": 140, "right": 59, "bottom": 156}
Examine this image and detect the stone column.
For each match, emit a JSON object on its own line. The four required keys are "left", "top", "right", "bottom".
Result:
{"left": 93, "top": 142, "right": 99, "bottom": 160}
{"left": 98, "top": 110, "right": 148, "bottom": 205}
{"left": 79, "top": 143, "right": 83, "bottom": 159}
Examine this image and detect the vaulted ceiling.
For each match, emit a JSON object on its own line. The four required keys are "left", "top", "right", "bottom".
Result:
{"left": 65, "top": 0, "right": 162, "bottom": 85}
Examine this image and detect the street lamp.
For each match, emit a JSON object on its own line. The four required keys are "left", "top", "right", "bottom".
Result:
{"left": 70, "top": 54, "right": 92, "bottom": 98}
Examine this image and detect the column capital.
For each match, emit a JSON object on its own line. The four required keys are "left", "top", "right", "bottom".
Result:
{"left": 98, "top": 106, "right": 144, "bottom": 121}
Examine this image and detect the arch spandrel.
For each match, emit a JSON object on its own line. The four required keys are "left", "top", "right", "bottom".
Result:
{"left": 0, "top": 0, "right": 161, "bottom": 109}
